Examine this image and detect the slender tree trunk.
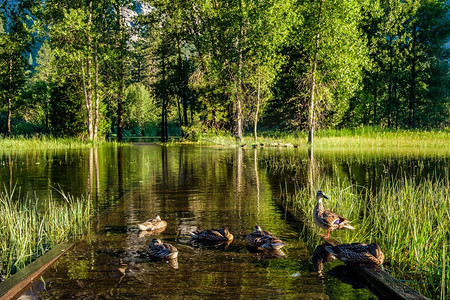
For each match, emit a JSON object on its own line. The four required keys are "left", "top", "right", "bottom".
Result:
{"left": 7, "top": 58, "right": 12, "bottom": 136}
{"left": 235, "top": 3, "right": 244, "bottom": 143}
{"left": 161, "top": 57, "right": 166, "bottom": 142}
{"left": 117, "top": 4, "right": 124, "bottom": 142}
{"left": 388, "top": 36, "right": 393, "bottom": 128}
{"left": 373, "top": 72, "right": 377, "bottom": 123}
{"left": 254, "top": 76, "right": 260, "bottom": 142}
{"left": 308, "top": 59, "right": 317, "bottom": 145}
{"left": 409, "top": 25, "right": 417, "bottom": 129}
{"left": 86, "top": 1, "right": 94, "bottom": 140}
{"left": 94, "top": 44, "right": 99, "bottom": 140}
{"left": 308, "top": 0, "right": 322, "bottom": 145}
{"left": 177, "top": 40, "right": 189, "bottom": 135}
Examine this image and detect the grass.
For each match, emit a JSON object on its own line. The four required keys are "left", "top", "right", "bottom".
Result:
{"left": 0, "top": 186, "right": 92, "bottom": 280}
{"left": 186, "top": 127, "right": 450, "bottom": 155}
{"left": 275, "top": 174, "right": 449, "bottom": 299}
{"left": 0, "top": 136, "right": 123, "bottom": 150}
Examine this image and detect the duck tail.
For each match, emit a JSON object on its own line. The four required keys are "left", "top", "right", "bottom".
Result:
{"left": 343, "top": 224, "right": 355, "bottom": 230}
{"left": 324, "top": 246, "right": 338, "bottom": 257}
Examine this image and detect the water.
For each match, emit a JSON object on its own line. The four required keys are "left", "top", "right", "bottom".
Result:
{"left": 2, "top": 145, "right": 446, "bottom": 299}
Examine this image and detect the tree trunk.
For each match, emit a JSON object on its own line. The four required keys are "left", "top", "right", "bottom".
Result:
{"left": 387, "top": 36, "right": 393, "bottom": 128}
{"left": 254, "top": 76, "right": 260, "bottom": 142}
{"left": 307, "top": 59, "right": 317, "bottom": 145}
{"left": 86, "top": 1, "right": 94, "bottom": 140}
{"left": 117, "top": 4, "right": 124, "bottom": 142}
{"left": 94, "top": 45, "right": 99, "bottom": 140}
{"left": 235, "top": 2, "right": 244, "bottom": 143}
{"left": 7, "top": 58, "right": 12, "bottom": 136}
{"left": 308, "top": 0, "right": 322, "bottom": 145}
{"left": 373, "top": 72, "right": 377, "bottom": 123}
{"left": 177, "top": 40, "right": 189, "bottom": 136}
{"left": 409, "top": 25, "right": 417, "bottom": 129}
{"left": 161, "top": 57, "right": 166, "bottom": 142}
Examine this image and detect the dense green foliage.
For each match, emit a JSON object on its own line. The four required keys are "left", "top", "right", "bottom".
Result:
{"left": 0, "top": 0, "right": 448, "bottom": 139}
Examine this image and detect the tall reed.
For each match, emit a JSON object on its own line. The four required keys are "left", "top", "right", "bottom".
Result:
{"left": 0, "top": 187, "right": 92, "bottom": 280}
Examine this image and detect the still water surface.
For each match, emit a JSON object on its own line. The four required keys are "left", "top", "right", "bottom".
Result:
{"left": 2, "top": 144, "right": 446, "bottom": 299}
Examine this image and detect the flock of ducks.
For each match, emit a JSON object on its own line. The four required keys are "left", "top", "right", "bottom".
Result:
{"left": 138, "top": 190, "right": 384, "bottom": 270}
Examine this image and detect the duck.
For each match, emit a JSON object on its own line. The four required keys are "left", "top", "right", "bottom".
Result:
{"left": 138, "top": 215, "right": 167, "bottom": 232}
{"left": 191, "top": 226, "right": 234, "bottom": 242}
{"left": 147, "top": 238, "right": 178, "bottom": 259}
{"left": 245, "top": 225, "right": 286, "bottom": 250}
{"left": 325, "top": 243, "right": 384, "bottom": 265}
{"left": 313, "top": 190, "right": 355, "bottom": 238}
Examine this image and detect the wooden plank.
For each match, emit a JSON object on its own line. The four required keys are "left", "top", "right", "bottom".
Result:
{"left": 0, "top": 242, "right": 73, "bottom": 300}
{"left": 321, "top": 236, "right": 428, "bottom": 300}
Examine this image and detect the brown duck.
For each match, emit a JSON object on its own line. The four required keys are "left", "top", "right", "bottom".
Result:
{"left": 325, "top": 243, "right": 385, "bottom": 265}
{"left": 138, "top": 215, "right": 167, "bottom": 232}
{"left": 313, "top": 190, "right": 355, "bottom": 237}
{"left": 191, "top": 226, "right": 234, "bottom": 242}
{"left": 147, "top": 238, "right": 178, "bottom": 259}
{"left": 245, "top": 225, "right": 286, "bottom": 250}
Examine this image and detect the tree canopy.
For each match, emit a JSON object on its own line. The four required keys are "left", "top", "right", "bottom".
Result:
{"left": 0, "top": 0, "right": 448, "bottom": 140}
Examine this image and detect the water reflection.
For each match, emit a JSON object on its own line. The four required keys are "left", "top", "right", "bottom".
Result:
{"left": 312, "top": 244, "right": 337, "bottom": 279}
{"left": 4, "top": 145, "right": 433, "bottom": 298}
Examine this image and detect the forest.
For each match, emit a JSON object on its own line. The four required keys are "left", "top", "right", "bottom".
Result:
{"left": 0, "top": 0, "right": 449, "bottom": 142}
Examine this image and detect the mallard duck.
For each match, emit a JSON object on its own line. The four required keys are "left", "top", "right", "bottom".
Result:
{"left": 191, "top": 226, "right": 234, "bottom": 242}
{"left": 138, "top": 215, "right": 167, "bottom": 232}
{"left": 325, "top": 243, "right": 384, "bottom": 265}
{"left": 245, "top": 225, "right": 286, "bottom": 250}
{"left": 147, "top": 238, "right": 178, "bottom": 259}
{"left": 313, "top": 190, "right": 355, "bottom": 237}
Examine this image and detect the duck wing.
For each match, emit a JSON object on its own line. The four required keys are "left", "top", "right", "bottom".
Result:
{"left": 151, "top": 243, "right": 178, "bottom": 259}
{"left": 320, "top": 209, "right": 343, "bottom": 225}
{"left": 194, "top": 229, "right": 227, "bottom": 241}
{"left": 325, "top": 244, "right": 383, "bottom": 265}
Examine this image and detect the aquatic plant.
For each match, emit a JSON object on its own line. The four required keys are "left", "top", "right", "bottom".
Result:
{"left": 0, "top": 187, "right": 92, "bottom": 280}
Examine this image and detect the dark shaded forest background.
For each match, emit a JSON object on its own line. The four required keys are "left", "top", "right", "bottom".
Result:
{"left": 0, "top": 0, "right": 448, "bottom": 142}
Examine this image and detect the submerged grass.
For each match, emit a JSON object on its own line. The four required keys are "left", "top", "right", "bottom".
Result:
{"left": 277, "top": 175, "right": 449, "bottom": 299}
{"left": 0, "top": 187, "right": 92, "bottom": 280}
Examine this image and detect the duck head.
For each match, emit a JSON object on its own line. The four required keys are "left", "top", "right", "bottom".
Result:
{"left": 316, "top": 190, "right": 329, "bottom": 202}
{"left": 254, "top": 225, "right": 263, "bottom": 232}
{"left": 150, "top": 238, "right": 162, "bottom": 246}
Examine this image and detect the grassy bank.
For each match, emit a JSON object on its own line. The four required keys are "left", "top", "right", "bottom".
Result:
{"left": 0, "top": 136, "right": 121, "bottom": 150}
{"left": 0, "top": 188, "right": 92, "bottom": 280}
{"left": 276, "top": 175, "right": 449, "bottom": 299}
{"left": 190, "top": 127, "right": 450, "bottom": 154}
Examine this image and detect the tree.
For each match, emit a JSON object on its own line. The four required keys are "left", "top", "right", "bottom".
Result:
{"left": 294, "top": 0, "right": 368, "bottom": 144}
{"left": 0, "top": 0, "right": 34, "bottom": 136}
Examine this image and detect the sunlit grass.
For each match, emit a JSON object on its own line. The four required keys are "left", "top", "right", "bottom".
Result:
{"left": 277, "top": 175, "right": 449, "bottom": 299}
{"left": 189, "top": 127, "right": 450, "bottom": 155}
{"left": 0, "top": 136, "right": 123, "bottom": 150}
{"left": 0, "top": 187, "right": 92, "bottom": 280}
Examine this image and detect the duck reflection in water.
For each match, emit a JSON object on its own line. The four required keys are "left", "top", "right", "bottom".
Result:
{"left": 246, "top": 246, "right": 286, "bottom": 259}
{"left": 312, "top": 244, "right": 337, "bottom": 279}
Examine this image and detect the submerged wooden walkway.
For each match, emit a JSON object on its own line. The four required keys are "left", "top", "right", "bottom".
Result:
{"left": 0, "top": 242, "right": 73, "bottom": 300}
{"left": 322, "top": 236, "right": 428, "bottom": 300}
